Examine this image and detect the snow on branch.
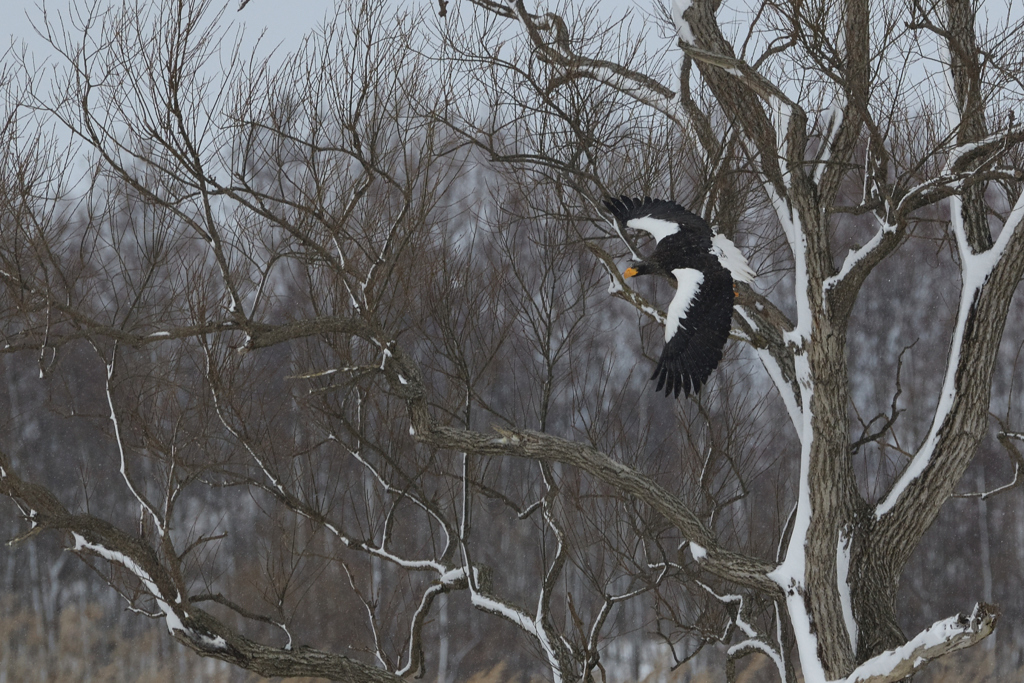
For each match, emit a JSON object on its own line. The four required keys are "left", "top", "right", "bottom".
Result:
{"left": 876, "top": 185, "right": 1024, "bottom": 519}
{"left": 813, "top": 102, "right": 846, "bottom": 186}
{"left": 469, "top": 589, "right": 570, "bottom": 682}
{"left": 70, "top": 533, "right": 232, "bottom": 650}
{"left": 837, "top": 604, "right": 997, "bottom": 683}
{"left": 823, "top": 219, "right": 899, "bottom": 298}
{"left": 104, "top": 345, "right": 166, "bottom": 534}
{"left": 895, "top": 166, "right": 1024, "bottom": 222}
{"left": 0, "top": 449, "right": 232, "bottom": 657}
{"left": 944, "top": 124, "right": 1024, "bottom": 175}
{"left": 735, "top": 305, "right": 802, "bottom": 432}
{"left": 695, "top": 581, "right": 787, "bottom": 681}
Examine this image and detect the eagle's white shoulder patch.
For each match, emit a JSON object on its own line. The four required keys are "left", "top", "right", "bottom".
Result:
{"left": 712, "top": 233, "right": 756, "bottom": 283}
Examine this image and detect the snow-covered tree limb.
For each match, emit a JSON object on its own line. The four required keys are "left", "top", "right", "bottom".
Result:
{"left": 838, "top": 604, "right": 997, "bottom": 683}
{"left": 873, "top": 185, "right": 1024, "bottom": 543}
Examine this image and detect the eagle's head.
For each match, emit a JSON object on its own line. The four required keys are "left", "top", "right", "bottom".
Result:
{"left": 623, "top": 259, "right": 667, "bottom": 280}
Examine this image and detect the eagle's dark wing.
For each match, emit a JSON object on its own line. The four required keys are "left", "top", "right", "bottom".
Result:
{"left": 651, "top": 265, "right": 734, "bottom": 398}
{"left": 603, "top": 196, "right": 712, "bottom": 241}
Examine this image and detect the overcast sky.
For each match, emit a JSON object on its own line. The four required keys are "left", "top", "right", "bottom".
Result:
{"left": 5, "top": 1, "right": 330, "bottom": 65}
{"left": 6, "top": 0, "right": 1023, "bottom": 117}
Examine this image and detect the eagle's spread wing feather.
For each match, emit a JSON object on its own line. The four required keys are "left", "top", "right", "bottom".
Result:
{"left": 651, "top": 265, "right": 734, "bottom": 398}
{"left": 603, "top": 196, "right": 711, "bottom": 244}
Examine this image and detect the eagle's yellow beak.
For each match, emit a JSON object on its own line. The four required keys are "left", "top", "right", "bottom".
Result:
{"left": 623, "top": 267, "right": 638, "bottom": 279}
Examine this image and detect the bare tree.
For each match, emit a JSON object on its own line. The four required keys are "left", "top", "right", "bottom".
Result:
{"left": 434, "top": 0, "right": 1024, "bottom": 677}
{"left": 1, "top": 0, "right": 1024, "bottom": 681}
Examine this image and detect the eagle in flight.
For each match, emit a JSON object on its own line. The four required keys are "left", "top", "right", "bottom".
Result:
{"left": 604, "top": 196, "right": 755, "bottom": 398}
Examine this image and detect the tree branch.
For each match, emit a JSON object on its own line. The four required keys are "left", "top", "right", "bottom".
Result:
{"left": 379, "top": 344, "right": 782, "bottom": 596}
{"left": 0, "top": 448, "right": 400, "bottom": 682}
{"left": 840, "top": 604, "right": 997, "bottom": 683}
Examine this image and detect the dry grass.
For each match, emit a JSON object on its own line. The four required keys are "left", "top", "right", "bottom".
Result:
{"left": 0, "top": 601, "right": 1019, "bottom": 682}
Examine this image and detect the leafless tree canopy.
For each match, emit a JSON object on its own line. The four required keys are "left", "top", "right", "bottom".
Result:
{"left": 2, "top": 0, "right": 1024, "bottom": 681}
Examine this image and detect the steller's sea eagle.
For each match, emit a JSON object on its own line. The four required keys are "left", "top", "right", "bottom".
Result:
{"left": 604, "top": 196, "right": 755, "bottom": 398}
